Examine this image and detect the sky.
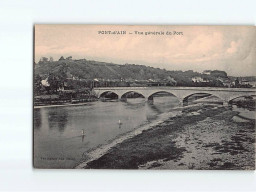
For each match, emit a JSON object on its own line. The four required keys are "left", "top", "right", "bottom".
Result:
{"left": 35, "top": 25, "right": 255, "bottom": 76}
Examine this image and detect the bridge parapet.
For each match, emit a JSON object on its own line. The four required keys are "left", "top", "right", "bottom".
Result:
{"left": 93, "top": 87, "right": 256, "bottom": 106}
{"left": 94, "top": 86, "right": 256, "bottom": 92}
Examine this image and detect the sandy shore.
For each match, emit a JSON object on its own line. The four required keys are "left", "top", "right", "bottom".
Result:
{"left": 75, "top": 107, "right": 183, "bottom": 169}
{"left": 82, "top": 104, "right": 255, "bottom": 170}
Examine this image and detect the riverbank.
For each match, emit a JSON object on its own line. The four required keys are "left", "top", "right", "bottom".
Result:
{"left": 34, "top": 99, "right": 97, "bottom": 108}
{"left": 34, "top": 102, "right": 91, "bottom": 109}
{"left": 75, "top": 104, "right": 184, "bottom": 169}
{"left": 34, "top": 93, "right": 98, "bottom": 108}
{"left": 81, "top": 104, "right": 255, "bottom": 170}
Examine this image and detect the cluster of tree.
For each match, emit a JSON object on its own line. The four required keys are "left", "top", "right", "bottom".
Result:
{"left": 34, "top": 57, "right": 230, "bottom": 95}
{"left": 38, "top": 56, "right": 54, "bottom": 64}
{"left": 209, "top": 70, "right": 227, "bottom": 78}
{"left": 34, "top": 74, "right": 93, "bottom": 95}
{"left": 38, "top": 56, "right": 73, "bottom": 65}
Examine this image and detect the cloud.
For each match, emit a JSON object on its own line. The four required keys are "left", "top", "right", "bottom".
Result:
{"left": 35, "top": 25, "right": 256, "bottom": 76}
{"left": 226, "top": 41, "right": 239, "bottom": 54}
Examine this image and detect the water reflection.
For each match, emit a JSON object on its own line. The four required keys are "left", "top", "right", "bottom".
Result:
{"left": 34, "top": 109, "right": 42, "bottom": 130}
{"left": 148, "top": 103, "right": 162, "bottom": 114}
{"left": 34, "top": 96, "right": 181, "bottom": 168}
{"left": 231, "top": 105, "right": 256, "bottom": 120}
{"left": 124, "top": 98, "right": 146, "bottom": 110}
{"left": 48, "top": 108, "right": 68, "bottom": 133}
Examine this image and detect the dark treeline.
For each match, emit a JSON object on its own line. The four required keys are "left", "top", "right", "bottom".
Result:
{"left": 34, "top": 56, "right": 232, "bottom": 97}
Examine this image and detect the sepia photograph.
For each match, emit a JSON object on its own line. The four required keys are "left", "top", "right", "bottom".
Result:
{"left": 33, "top": 25, "right": 256, "bottom": 170}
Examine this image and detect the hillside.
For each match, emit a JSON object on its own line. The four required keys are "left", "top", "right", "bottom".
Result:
{"left": 35, "top": 58, "right": 228, "bottom": 87}
{"left": 35, "top": 59, "right": 177, "bottom": 80}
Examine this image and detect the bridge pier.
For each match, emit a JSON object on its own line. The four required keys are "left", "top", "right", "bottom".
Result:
{"left": 182, "top": 99, "right": 188, "bottom": 106}
{"left": 147, "top": 96, "right": 154, "bottom": 104}
{"left": 120, "top": 97, "right": 127, "bottom": 102}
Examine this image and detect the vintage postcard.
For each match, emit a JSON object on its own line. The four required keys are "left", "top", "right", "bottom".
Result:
{"left": 33, "top": 25, "right": 256, "bottom": 169}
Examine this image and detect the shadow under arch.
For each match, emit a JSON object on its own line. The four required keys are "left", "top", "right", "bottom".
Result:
{"left": 183, "top": 92, "right": 224, "bottom": 106}
{"left": 147, "top": 91, "right": 179, "bottom": 101}
{"left": 99, "top": 91, "right": 119, "bottom": 99}
{"left": 120, "top": 91, "right": 145, "bottom": 99}
{"left": 228, "top": 95, "right": 256, "bottom": 109}
{"left": 228, "top": 95, "right": 256, "bottom": 103}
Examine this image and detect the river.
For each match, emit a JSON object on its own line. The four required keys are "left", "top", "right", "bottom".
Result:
{"left": 33, "top": 96, "right": 180, "bottom": 168}
{"left": 33, "top": 95, "right": 256, "bottom": 169}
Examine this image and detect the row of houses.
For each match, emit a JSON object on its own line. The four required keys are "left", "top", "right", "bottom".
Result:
{"left": 191, "top": 76, "right": 255, "bottom": 88}
{"left": 40, "top": 74, "right": 255, "bottom": 93}
{"left": 40, "top": 76, "right": 177, "bottom": 90}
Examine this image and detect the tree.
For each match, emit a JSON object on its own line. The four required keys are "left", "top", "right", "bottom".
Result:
{"left": 210, "top": 70, "right": 228, "bottom": 78}
{"left": 39, "top": 57, "right": 49, "bottom": 64}
{"left": 47, "top": 74, "right": 59, "bottom": 93}
{"left": 235, "top": 77, "right": 240, "bottom": 87}
{"left": 34, "top": 74, "right": 42, "bottom": 95}
{"left": 57, "top": 63, "right": 68, "bottom": 87}
{"left": 59, "top": 56, "right": 65, "bottom": 61}
{"left": 49, "top": 56, "right": 54, "bottom": 62}
{"left": 47, "top": 63, "right": 69, "bottom": 93}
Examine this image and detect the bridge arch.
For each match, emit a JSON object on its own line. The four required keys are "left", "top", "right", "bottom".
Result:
{"left": 93, "top": 87, "right": 256, "bottom": 107}
{"left": 99, "top": 91, "right": 119, "bottom": 99}
{"left": 228, "top": 94, "right": 256, "bottom": 103}
{"left": 147, "top": 91, "right": 180, "bottom": 101}
{"left": 182, "top": 92, "right": 225, "bottom": 106}
{"left": 120, "top": 91, "right": 145, "bottom": 99}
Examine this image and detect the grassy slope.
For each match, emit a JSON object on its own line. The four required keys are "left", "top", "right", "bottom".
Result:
{"left": 35, "top": 59, "right": 208, "bottom": 83}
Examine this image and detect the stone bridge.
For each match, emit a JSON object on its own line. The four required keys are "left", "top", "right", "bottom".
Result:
{"left": 93, "top": 87, "right": 256, "bottom": 106}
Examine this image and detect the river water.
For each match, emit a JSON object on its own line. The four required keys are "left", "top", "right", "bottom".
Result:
{"left": 33, "top": 96, "right": 181, "bottom": 168}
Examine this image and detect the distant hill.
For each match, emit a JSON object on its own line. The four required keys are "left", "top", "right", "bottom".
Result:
{"left": 35, "top": 58, "right": 177, "bottom": 80}
{"left": 35, "top": 58, "right": 228, "bottom": 87}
